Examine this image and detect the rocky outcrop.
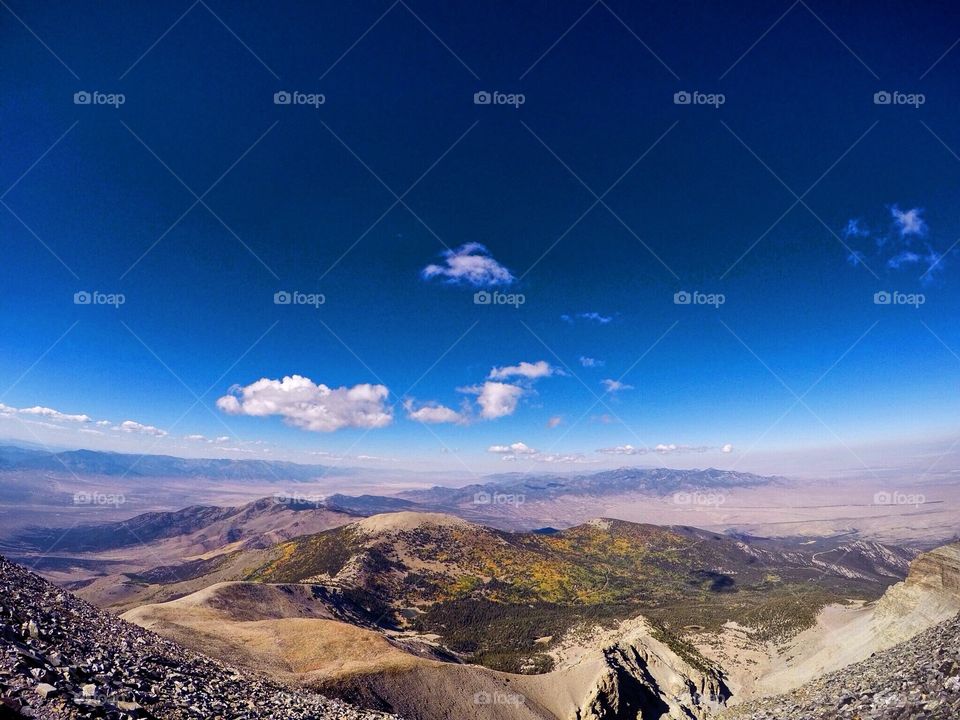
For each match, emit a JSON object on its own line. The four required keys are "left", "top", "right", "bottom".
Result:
{"left": 569, "top": 617, "right": 730, "bottom": 720}
{"left": 0, "top": 555, "right": 398, "bottom": 719}
{"left": 720, "top": 612, "right": 960, "bottom": 720}
{"left": 873, "top": 542, "right": 960, "bottom": 644}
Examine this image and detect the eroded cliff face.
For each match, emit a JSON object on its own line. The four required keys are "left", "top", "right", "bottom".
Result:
{"left": 572, "top": 617, "right": 730, "bottom": 720}
{"left": 873, "top": 542, "right": 960, "bottom": 643}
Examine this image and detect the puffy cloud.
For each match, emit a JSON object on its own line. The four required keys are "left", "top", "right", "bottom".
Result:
{"left": 579, "top": 356, "right": 604, "bottom": 368}
{"left": 547, "top": 415, "right": 563, "bottom": 428}
{"left": 184, "top": 434, "right": 208, "bottom": 442}
{"left": 404, "top": 399, "right": 465, "bottom": 424}
{"left": 601, "top": 379, "right": 634, "bottom": 393}
{"left": 596, "top": 444, "right": 643, "bottom": 455}
{"left": 217, "top": 375, "right": 392, "bottom": 432}
{"left": 722, "top": 443, "right": 733, "bottom": 453}
{"left": 488, "top": 360, "right": 556, "bottom": 381}
{"left": 118, "top": 420, "right": 168, "bottom": 437}
{"left": 19, "top": 406, "right": 91, "bottom": 423}
{"left": 842, "top": 218, "right": 870, "bottom": 239}
{"left": 476, "top": 382, "right": 524, "bottom": 420}
{"left": 421, "top": 243, "right": 514, "bottom": 287}
{"left": 891, "top": 205, "right": 927, "bottom": 238}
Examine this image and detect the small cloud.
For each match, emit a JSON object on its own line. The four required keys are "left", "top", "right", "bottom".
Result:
{"left": 597, "top": 444, "right": 643, "bottom": 455}
{"left": 488, "top": 441, "right": 537, "bottom": 455}
{"left": 842, "top": 218, "right": 870, "bottom": 239}
{"left": 887, "top": 250, "right": 921, "bottom": 269}
{"left": 472, "top": 381, "right": 524, "bottom": 420}
{"left": 119, "top": 420, "right": 167, "bottom": 437}
{"left": 547, "top": 415, "right": 563, "bottom": 428}
{"left": 601, "top": 379, "right": 634, "bottom": 393}
{"left": 488, "top": 360, "right": 557, "bottom": 381}
{"left": 579, "top": 356, "right": 604, "bottom": 368}
{"left": 721, "top": 443, "right": 733, "bottom": 453}
{"left": 421, "top": 243, "right": 515, "bottom": 287}
{"left": 19, "top": 406, "right": 91, "bottom": 423}
{"left": 563, "top": 312, "right": 613, "bottom": 325}
{"left": 217, "top": 375, "right": 392, "bottom": 432}
{"left": 184, "top": 434, "right": 209, "bottom": 442}
{"left": 846, "top": 251, "right": 865, "bottom": 267}
{"left": 404, "top": 399, "right": 466, "bottom": 425}
{"left": 891, "top": 205, "right": 927, "bottom": 238}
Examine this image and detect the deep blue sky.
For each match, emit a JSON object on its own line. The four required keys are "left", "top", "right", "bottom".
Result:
{"left": 2, "top": 0, "right": 960, "bottom": 474}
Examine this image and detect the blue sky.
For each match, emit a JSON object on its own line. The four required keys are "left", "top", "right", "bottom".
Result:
{"left": 2, "top": 0, "right": 960, "bottom": 475}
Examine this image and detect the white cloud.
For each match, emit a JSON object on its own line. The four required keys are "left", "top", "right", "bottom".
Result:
{"left": 579, "top": 356, "right": 604, "bottom": 368}
{"left": 19, "top": 406, "right": 91, "bottom": 423}
{"left": 488, "top": 441, "right": 590, "bottom": 464}
{"left": 404, "top": 399, "right": 465, "bottom": 424}
{"left": 547, "top": 415, "right": 563, "bottom": 428}
{"left": 215, "top": 436, "right": 231, "bottom": 443}
{"left": 184, "top": 434, "right": 210, "bottom": 442}
{"left": 601, "top": 379, "right": 634, "bottom": 393}
{"left": 597, "top": 444, "right": 643, "bottom": 455}
{"left": 217, "top": 375, "right": 392, "bottom": 432}
{"left": 465, "top": 381, "right": 524, "bottom": 420}
{"left": 488, "top": 441, "right": 537, "bottom": 455}
{"left": 488, "top": 360, "right": 556, "bottom": 381}
{"left": 562, "top": 312, "right": 612, "bottom": 324}
{"left": 891, "top": 205, "right": 927, "bottom": 237}
{"left": 596, "top": 442, "right": 727, "bottom": 456}
{"left": 119, "top": 420, "right": 168, "bottom": 437}
{"left": 421, "top": 243, "right": 515, "bottom": 287}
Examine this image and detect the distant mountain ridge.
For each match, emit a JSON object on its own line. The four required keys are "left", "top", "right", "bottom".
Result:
{"left": 399, "top": 467, "right": 780, "bottom": 505}
{"left": 0, "top": 445, "right": 351, "bottom": 479}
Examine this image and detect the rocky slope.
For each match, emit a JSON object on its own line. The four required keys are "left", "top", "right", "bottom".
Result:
{"left": 0, "top": 554, "right": 397, "bottom": 719}
{"left": 720, "top": 612, "right": 960, "bottom": 720}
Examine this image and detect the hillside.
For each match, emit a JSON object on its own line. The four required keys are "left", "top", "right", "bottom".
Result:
{"left": 721, "top": 612, "right": 960, "bottom": 719}
{"left": 239, "top": 513, "right": 909, "bottom": 672}
{"left": 0, "top": 554, "right": 396, "bottom": 719}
